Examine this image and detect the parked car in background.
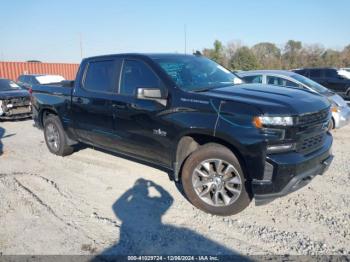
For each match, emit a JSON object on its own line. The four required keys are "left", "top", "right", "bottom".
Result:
{"left": 31, "top": 53, "right": 333, "bottom": 215}
{"left": 0, "top": 78, "right": 31, "bottom": 120}
{"left": 292, "top": 68, "right": 350, "bottom": 99}
{"left": 339, "top": 68, "right": 350, "bottom": 79}
{"left": 17, "top": 74, "right": 65, "bottom": 90}
{"left": 238, "top": 70, "right": 350, "bottom": 129}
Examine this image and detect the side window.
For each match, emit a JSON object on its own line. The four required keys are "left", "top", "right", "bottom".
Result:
{"left": 324, "top": 69, "right": 337, "bottom": 78}
{"left": 120, "top": 59, "right": 162, "bottom": 96}
{"left": 310, "top": 69, "right": 321, "bottom": 78}
{"left": 284, "top": 79, "right": 299, "bottom": 88}
{"left": 267, "top": 76, "right": 298, "bottom": 88}
{"left": 242, "top": 75, "right": 262, "bottom": 84}
{"left": 26, "top": 76, "right": 33, "bottom": 84}
{"left": 22, "top": 76, "right": 29, "bottom": 84}
{"left": 84, "top": 60, "right": 116, "bottom": 93}
{"left": 295, "top": 70, "right": 307, "bottom": 76}
{"left": 31, "top": 77, "right": 39, "bottom": 85}
{"left": 18, "top": 76, "right": 24, "bottom": 83}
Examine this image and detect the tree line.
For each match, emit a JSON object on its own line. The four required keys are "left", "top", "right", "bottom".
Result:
{"left": 201, "top": 40, "right": 350, "bottom": 71}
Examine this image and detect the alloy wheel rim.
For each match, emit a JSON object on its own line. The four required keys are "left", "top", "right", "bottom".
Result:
{"left": 192, "top": 159, "right": 242, "bottom": 207}
{"left": 46, "top": 123, "right": 60, "bottom": 152}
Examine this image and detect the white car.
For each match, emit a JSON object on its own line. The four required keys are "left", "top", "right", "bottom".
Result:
{"left": 339, "top": 68, "right": 350, "bottom": 79}
{"left": 17, "top": 74, "right": 65, "bottom": 89}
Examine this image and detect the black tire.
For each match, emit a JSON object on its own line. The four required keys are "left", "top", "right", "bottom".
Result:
{"left": 181, "top": 143, "right": 251, "bottom": 216}
{"left": 329, "top": 117, "right": 335, "bottom": 130}
{"left": 43, "top": 115, "right": 74, "bottom": 156}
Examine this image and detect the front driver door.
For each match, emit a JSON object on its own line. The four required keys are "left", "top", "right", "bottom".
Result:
{"left": 111, "top": 58, "right": 173, "bottom": 167}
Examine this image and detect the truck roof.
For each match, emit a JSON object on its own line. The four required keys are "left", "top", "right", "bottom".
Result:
{"left": 84, "top": 53, "right": 197, "bottom": 61}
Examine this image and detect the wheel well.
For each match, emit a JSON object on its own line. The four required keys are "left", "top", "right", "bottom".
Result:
{"left": 40, "top": 109, "right": 57, "bottom": 127}
{"left": 331, "top": 116, "right": 335, "bottom": 129}
{"left": 174, "top": 134, "right": 248, "bottom": 181}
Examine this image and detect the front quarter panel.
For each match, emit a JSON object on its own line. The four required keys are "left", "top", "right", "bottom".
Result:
{"left": 214, "top": 100, "right": 267, "bottom": 180}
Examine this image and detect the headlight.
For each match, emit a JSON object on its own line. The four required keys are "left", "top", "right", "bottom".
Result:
{"left": 331, "top": 105, "right": 340, "bottom": 113}
{"left": 253, "top": 116, "right": 294, "bottom": 128}
{"left": 0, "top": 100, "right": 3, "bottom": 116}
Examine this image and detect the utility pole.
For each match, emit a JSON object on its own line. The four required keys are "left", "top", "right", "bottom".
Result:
{"left": 184, "top": 24, "right": 187, "bottom": 54}
{"left": 79, "top": 33, "right": 83, "bottom": 60}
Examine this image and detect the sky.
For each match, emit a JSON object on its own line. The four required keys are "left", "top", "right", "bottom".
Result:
{"left": 0, "top": 0, "right": 349, "bottom": 63}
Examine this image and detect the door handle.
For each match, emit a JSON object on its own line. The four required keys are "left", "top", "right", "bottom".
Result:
{"left": 112, "top": 103, "right": 126, "bottom": 109}
{"left": 75, "top": 97, "right": 83, "bottom": 104}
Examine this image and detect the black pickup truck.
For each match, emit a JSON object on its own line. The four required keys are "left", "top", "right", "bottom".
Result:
{"left": 31, "top": 53, "right": 334, "bottom": 216}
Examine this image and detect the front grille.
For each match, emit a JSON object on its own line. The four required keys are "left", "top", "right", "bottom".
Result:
{"left": 6, "top": 97, "right": 30, "bottom": 107}
{"left": 296, "top": 133, "right": 325, "bottom": 154}
{"left": 298, "top": 108, "right": 330, "bottom": 126}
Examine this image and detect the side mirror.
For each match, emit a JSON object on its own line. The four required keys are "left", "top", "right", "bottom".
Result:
{"left": 137, "top": 88, "right": 162, "bottom": 99}
{"left": 136, "top": 87, "right": 167, "bottom": 106}
{"left": 61, "top": 80, "right": 74, "bottom": 87}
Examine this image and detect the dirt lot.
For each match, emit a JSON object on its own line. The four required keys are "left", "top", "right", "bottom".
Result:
{"left": 0, "top": 119, "right": 349, "bottom": 256}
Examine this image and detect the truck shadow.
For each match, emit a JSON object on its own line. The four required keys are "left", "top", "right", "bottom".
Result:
{"left": 0, "top": 126, "right": 16, "bottom": 156}
{"left": 93, "top": 179, "right": 248, "bottom": 261}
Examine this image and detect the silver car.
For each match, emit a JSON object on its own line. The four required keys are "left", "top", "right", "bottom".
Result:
{"left": 238, "top": 70, "right": 350, "bottom": 129}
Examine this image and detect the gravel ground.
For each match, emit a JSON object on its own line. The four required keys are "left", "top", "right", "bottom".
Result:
{"left": 0, "top": 119, "right": 349, "bottom": 256}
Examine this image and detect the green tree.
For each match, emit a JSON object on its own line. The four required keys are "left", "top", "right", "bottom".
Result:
{"left": 230, "top": 47, "right": 259, "bottom": 70}
{"left": 251, "top": 42, "right": 281, "bottom": 69}
{"left": 202, "top": 40, "right": 226, "bottom": 66}
{"left": 322, "top": 49, "right": 341, "bottom": 67}
{"left": 301, "top": 44, "right": 325, "bottom": 67}
{"left": 282, "top": 40, "right": 302, "bottom": 69}
{"left": 341, "top": 44, "right": 350, "bottom": 67}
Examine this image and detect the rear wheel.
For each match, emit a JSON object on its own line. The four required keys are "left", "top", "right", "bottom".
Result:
{"left": 181, "top": 144, "right": 251, "bottom": 216}
{"left": 44, "top": 115, "right": 73, "bottom": 156}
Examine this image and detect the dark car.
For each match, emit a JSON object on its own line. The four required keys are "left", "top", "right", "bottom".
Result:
{"left": 293, "top": 68, "right": 350, "bottom": 98}
{"left": 0, "top": 78, "right": 32, "bottom": 120}
{"left": 31, "top": 54, "right": 333, "bottom": 216}
{"left": 17, "top": 74, "right": 65, "bottom": 90}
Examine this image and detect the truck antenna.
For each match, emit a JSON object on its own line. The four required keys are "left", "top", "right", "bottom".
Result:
{"left": 79, "top": 33, "right": 83, "bottom": 60}
{"left": 184, "top": 24, "right": 187, "bottom": 55}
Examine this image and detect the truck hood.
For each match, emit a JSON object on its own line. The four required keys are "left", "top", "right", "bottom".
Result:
{"left": 205, "top": 84, "right": 330, "bottom": 115}
{"left": 0, "top": 89, "right": 30, "bottom": 99}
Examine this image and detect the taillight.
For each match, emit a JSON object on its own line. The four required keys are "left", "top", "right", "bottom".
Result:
{"left": 29, "top": 87, "right": 33, "bottom": 95}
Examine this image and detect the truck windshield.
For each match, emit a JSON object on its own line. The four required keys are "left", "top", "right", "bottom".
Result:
{"left": 0, "top": 79, "right": 22, "bottom": 91}
{"left": 153, "top": 56, "right": 242, "bottom": 92}
{"left": 291, "top": 74, "right": 329, "bottom": 94}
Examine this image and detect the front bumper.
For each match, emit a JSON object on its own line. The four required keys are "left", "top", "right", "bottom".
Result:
{"left": 254, "top": 133, "right": 333, "bottom": 205}
{"left": 0, "top": 106, "right": 32, "bottom": 120}
{"left": 333, "top": 106, "right": 350, "bottom": 129}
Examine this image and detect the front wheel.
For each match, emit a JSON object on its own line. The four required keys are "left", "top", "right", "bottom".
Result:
{"left": 44, "top": 115, "right": 74, "bottom": 156}
{"left": 181, "top": 144, "right": 251, "bottom": 216}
